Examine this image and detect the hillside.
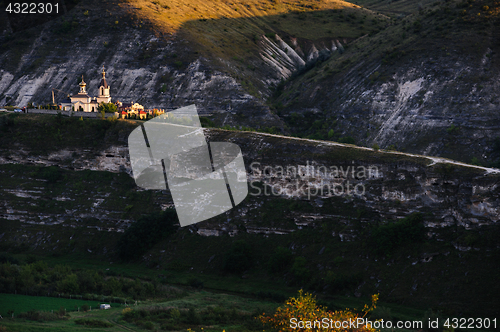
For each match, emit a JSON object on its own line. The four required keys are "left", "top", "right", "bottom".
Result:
{"left": 1, "top": 0, "right": 499, "bottom": 164}
{"left": 0, "top": 113, "right": 499, "bottom": 318}
{"left": 269, "top": 0, "right": 500, "bottom": 165}
{"left": 0, "top": 0, "right": 499, "bottom": 325}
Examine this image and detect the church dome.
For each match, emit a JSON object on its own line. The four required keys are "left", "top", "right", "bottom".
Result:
{"left": 79, "top": 76, "right": 86, "bottom": 87}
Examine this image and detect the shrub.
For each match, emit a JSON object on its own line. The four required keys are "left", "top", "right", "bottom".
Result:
{"left": 0, "top": 114, "right": 12, "bottom": 130}
{"left": 117, "top": 209, "right": 178, "bottom": 260}
{"left": 446, "top": 124, "right": 459, "bottom": 134}
{"left": 185, "top": 307, "right": 201, "bottom": 325}
{"left": 122, "top": 307, "right": 133, "bottom": 317}
{"left": 18, "top": 310, "right": 60, "bottom": 321}
{"left": 0, "top": 252, "right": 19, "bottom": 264}
{"left": 37, "top": 166, "right": 62, "bottom": 183}
{"left": 267, "top": 246, "right": 294, "bottom": 274}
{"left": 290, "top": 256, "right": 310, "bottom": 284}
{"left": 74, "top": 319, "right": 113, "bottom": 327}
{"left": 142, "top": 321, "right": 155, "bottom": 330}
{"left": 259, "top": 290, "right": 378, "bottom": 331}
{"left": 338, "top": 136, "right": 356, "bottom": 144}
{"left": 370, "top": 305, "right": 393, "bottom": 321}
{"left": 170, "top": 308, "right": 180, "bottom": 320}
{"left": 470, "top": 157, "right": 482, "bottom": 166}
{"left": 369, "top": 213, "right": 425, "bottom": 256}
{"left": 188, "top": 278, "right": 204, "bottom": 289}
{"left": 223, "top": 240, "right": 254, "bottom": 273}
{"left": 324, "top": 271, "right": 364, "bottom": 293}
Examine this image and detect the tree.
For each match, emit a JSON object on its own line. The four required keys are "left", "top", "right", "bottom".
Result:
{"left": 259, "top": 290, "right": 379, "bottom": 331}
{"left": 117, "top": 210, "right": 178, "bottom": 260}
{"left": 223, "top": 240, "right": 254, "bottom": 273}
{"left": 98, "top": 102, "right": 118, "bottom": 113}
{"left": 57, "top": 273, "right": 79, "bottom": 294}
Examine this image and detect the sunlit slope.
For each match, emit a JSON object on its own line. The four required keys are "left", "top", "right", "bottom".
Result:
{"left": 124, "top": 0, "right": 375, "bottom": 33}
{"left": 121, "top": 0, "right": 387, "bottom": 60}
{"left": 349, "top": 0, "right": 438, "bottom": 15}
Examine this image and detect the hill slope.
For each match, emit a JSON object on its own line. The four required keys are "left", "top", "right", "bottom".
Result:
{"left": 0, "top": 114, "right": 499, "bottom": 316}
{"left": 270, "top": 0, "right": 500, "bottom": 165}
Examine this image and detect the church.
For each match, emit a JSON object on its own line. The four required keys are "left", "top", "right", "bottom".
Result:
{"left": 60, "top": 67, "right": 112, "bottom": 112}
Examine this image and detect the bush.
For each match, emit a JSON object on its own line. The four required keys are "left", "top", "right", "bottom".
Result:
{"left": 267, "top": 246, "right": 293, "bottom": 274}
{"left": 188, "top": 278, "right": 204, "bottom": 289}
{"left": 185, "top": 307, "right": 201, "bottom": 325}
{"left": 290, "top": 257, "right": 310, "bottom": 284}
{"left": 470, "top": 157, "right": 482, "bottom": 166}
{"left": 338, "top": 136, "right": 356, "bottom": 144}
{"left": 0, "top": 114, "right": 12, "bottom": 130}
{"left": 0, "top": 252, "right": 19, "bottom": 264}
{"left": 98, "top": 102, "right": 118, "bottom": 113}
{"left": 259, "top": 290, "right": 378, "bottom": 331}
{"left": 75, "top": 319, "right": 113, "bottom": 327}
{"left": 142, "top": 321, "right": 155, "bottom": 330}
{"left": 324, "top": 271, "right": 363, "bottom": 293}
{"left": 223, "top": 240, "right": 254, "bottom": 273}
{"left": 37, "top": 166, "right": 62, "bottom": 183}
{"left": 18, "top": 310, "right": 60, "bottom": 321}
{"left": 117, "top": 210, "right": 178, "bottom": 260}
{"left": 370, "top": 306, "right": 393, "bottom": 321}
{"left": 369, "top": 213, "right": 425, "bottom": 256}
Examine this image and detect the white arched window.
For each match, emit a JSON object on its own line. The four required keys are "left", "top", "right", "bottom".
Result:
{"left": 101, "top": 87, "right": 104, "bottom": 95}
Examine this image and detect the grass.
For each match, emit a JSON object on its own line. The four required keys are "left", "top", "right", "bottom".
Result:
{"left": 0, "top": 294, "right": 105, "bottom": 317}
{"left": 0, "top": 289, "right": 275, "bottom": 332}
{"left": 0, "top": 113, "right": 139, "bottom": 153}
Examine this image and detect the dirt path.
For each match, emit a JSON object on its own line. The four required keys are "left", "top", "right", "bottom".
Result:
{"left": 238, "top": 130, "right": 500, "bottom": 175}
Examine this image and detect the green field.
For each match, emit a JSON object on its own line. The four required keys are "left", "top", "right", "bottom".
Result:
{"left": 0, "top": 294, "right": 113, "bottom": 317}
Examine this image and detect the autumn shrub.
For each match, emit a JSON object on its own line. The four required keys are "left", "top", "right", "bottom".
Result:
{"left": 259, "top": 290, "right": 379, "bottom": 331}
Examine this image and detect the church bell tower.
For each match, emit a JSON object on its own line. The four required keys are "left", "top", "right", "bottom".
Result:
{"left": 97, "top": 66, "right": 111, "bottom": 103}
